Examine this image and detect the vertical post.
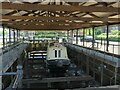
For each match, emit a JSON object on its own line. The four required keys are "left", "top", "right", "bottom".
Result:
{"left": 17, "top": 65, "right": 23, "bottom": 88}
{"left": 11, "top": 66, "right": 13, "bottom": 81}
{"left": 17, "top": 30, "right": 18, "bottom": 42}
{"left": 100, "top": 63, "right": 104, "bottom": 86}
{"left": 114, "top": 67, "right": 117, "bottom": 85}
{"left": 2, "top": 25, "right": 5, "bottom": 48}
{"left": 18, "top": 30, "right": 19, "bottom": 42}
{"left": 92, "top": 26, "right": 95, "bottom": 49}
{"left": 0, "top": 75, "right": 2, "bottom": 90}
{"left": 67, "top": 30, "right": 69, "bottom": 43}
{"left": 93, "top": 59, "right": 95, "bottom": 79}
{"left": 19, "top": 30, "right": 21, "bottom": 41}
{"left": 0, "top": 43, "right": 3, "bottom": 90}
{"left": 83, "top": 28, "right": 85, "bottom": 46}
{"left": 106, "top": 24, "right": 109, "bottom": 51}
{"left": 86, "top": 57, "right": 89, "bottom": 75}
{"left": 70, "top": 30, "right": 73, "bottom": 44}
{"left": 13, "top": 30, "right": 15, "bottom": 44}
{"left": 113, "top": 45, "right": 114, "bottom": 54}
{"left": 76, "top": 29, "right": 78, "bottom": 44}
{"left": 9, "top": 28, "right": 11, "bottom": 45}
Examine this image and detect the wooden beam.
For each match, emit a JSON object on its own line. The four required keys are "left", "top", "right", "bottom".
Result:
{"left": 2, "top": 16, "right": 120, "bottom": 22}
{"left": 5, "top": 10, "right": 21, "bottom": 15}
{"left": 23, "top": 75, "right": 93, "bottom": 83}
{"left": 7, "top": 24, "right": 88, "bottom": 30}
{"left": 2, "top": 2, "right": 119, "bottom": 12}
{"left": 2, "top": 21, "right": 104, "bottom": 25}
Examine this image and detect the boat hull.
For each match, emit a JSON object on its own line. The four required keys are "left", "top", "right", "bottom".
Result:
{"left": 46, "top": 59, "right": 70, "bottom": 76}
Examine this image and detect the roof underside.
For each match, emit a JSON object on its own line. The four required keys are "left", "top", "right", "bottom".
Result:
{"left": 0, "top": 1, "right": 120, "bottom": 31}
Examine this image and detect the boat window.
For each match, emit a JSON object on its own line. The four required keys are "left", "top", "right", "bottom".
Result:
{"left": 58, "top": 50, "right": 61, "bottom": 57}
{"left": 55, "top": 50, "right": 57, "bottom": 57}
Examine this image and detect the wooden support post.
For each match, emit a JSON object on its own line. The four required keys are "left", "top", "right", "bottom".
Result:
{"left": 0, "top": 46, "right": 3, "bottom": 89}
{"left": 17, "top": 30, "right": 19, "bottom": 42}
{"left": 92, "top": 26, "right": 95, "bottom": 49}
{"left": 76, "top": 29, "right": 78, "bottom": 44}
{"left": 9, "top": 28, "right": 11, "bottom": 45}
{"left": 70, "top": 30, "right": 73, "bottom": 44}
{"left": 83, "top": 28, "right": 85, "bottom": 46}
{"left": 2, "top": 25, "right": 5, "bottom": 48}
{"left": 13, "top": 30, "right": 15, "bottom": 44}
{"left": 106, "top": 24, "right": 109, "bottom": 51}
{"left": 19, "top": 30, "right": 21, "bottom": 41}
{"left": 67, "top": 30, "right": 69, "bottom": 42}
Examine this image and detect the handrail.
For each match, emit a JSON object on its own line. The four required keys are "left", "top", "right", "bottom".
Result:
{"left": 76, "top": 40, "right": 120, "bottom": 56}
{"left": 66, "top": 43, "right": 120, "bottom": 67}
{"left": 6, "top": 65, "right": 23, "bottom": 89}
{"left": 0, "top": 42, "right": 22, "bottom": 55}
{"left": 2, "top": 42, "right": 22, "bottom": 54}
{"left": 73, "top": 43, "right": 120, "bottom": 58}
{"left": 1, "top": 42, "right": 28, "bottom": 72}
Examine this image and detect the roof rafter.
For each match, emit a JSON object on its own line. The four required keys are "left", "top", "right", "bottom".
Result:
{"left": 2, "top": 2, "right": 119, "bottom": 12}
{"left": 6, "top": 24, "right": 83, "bottom": 30}
{"left": 2, "top": 16, "right": 119, "bottom": 22}
{"left": 2, "top": 21, "right": 103, "bottom": 26}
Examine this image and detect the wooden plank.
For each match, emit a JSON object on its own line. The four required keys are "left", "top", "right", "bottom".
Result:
{"left": 2, "top": 2, "right": 119, "bottom": 12}
{"left": 23, "top": 75, "right": 93, "bottom": 83}
{"left": 2, "top": 16, "right": 120, "bottom": 22}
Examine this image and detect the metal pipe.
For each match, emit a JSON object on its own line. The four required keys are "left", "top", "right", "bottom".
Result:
{"left": 0, "top": 72, "right": 16, "bottom": 76}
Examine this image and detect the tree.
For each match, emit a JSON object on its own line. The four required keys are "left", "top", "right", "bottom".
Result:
{"left": 95, "top": 27, "right": 102, "bottom": 35}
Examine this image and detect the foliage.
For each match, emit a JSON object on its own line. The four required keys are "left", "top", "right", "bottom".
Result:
{"left": 35, "top": 31, "right": 66, "bottom": 38}
{"left": 80, "top": 27, "right": 103, "bottom": 36}
{"left": 96, "top": 30, "right": 120, "bottom": 42}
{"left": 95, "top": 27, "right": 102, "bottom": 35}
{"left": 111, "top": 30, "right": 120, "bottom": 35}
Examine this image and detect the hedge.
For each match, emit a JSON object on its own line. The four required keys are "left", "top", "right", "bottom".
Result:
{"left": 96, "top": 34, "right": 120, "bottom": 42}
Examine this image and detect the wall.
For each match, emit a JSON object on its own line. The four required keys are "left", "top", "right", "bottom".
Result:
{"left": 66, "top": 44, "right": 120, "bottom": 86}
